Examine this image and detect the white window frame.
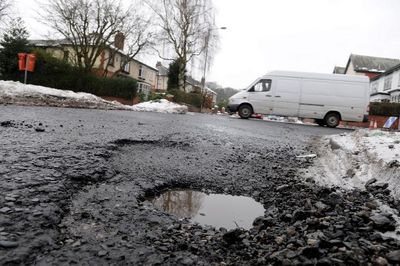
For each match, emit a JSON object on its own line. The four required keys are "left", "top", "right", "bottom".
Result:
{"left": 384, "top": 75, "right": 392, "bottom": 91}
{"left": 123, "top": 61, "right": 130, "bottom": 73}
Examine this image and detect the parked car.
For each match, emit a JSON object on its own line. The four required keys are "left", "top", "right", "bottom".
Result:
{"left": 227, "top": 71, "right": 369, "bottom": 128}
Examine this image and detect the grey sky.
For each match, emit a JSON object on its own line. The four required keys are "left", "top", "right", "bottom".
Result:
{"left": 13, "top": 0, "right": 400, "bottom": 89}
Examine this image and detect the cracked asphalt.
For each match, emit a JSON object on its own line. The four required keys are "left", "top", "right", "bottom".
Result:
{"left": 1, "top": 105, "right": 400, "bottom": 265}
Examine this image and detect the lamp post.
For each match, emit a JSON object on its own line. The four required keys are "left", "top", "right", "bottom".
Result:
{"left": 200, "top": 26, "right": 226, "bottom": 113}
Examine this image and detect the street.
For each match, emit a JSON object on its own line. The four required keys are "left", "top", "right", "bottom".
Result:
{"left": 1, "top": 106, "right": 399, "bottom": 265}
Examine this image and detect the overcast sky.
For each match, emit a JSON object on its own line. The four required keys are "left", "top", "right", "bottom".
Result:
{"left": 13, "top": 0, "right": 400, "bottom": 89}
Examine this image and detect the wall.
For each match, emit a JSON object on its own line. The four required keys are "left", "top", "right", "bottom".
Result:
{"left": 340, "top": 115, "right": 400, "bottom": 129}
{"left": 157, "top": 75, "right": 168, "bottom": 91}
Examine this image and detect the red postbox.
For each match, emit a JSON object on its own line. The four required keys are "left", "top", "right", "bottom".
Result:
{"left": 26, "top": 54, "right": 36, "bottom": 72}
{"left": 18, "top": 53, "right": 26, "bottom": 71}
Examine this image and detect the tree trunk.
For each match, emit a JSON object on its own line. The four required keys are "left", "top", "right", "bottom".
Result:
{"left": 178, "top": 60, "right": 186, "bottom": 92}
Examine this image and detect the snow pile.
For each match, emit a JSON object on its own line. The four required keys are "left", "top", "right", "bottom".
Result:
{"left": 131, "top": 99, "right": 187, "bottom": 114}
{"left": 0, "top": 80, "right": 188, "bottom": 114}
{"left": 304, "top": 129, "right": 400, "bottom": 197}
{"left": 0, "top": 80, "right": 130, "bottom": 110}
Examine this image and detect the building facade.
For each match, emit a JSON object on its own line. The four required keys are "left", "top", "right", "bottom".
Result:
{"left": 29, "top": 39, "right": 158, "bottom": 98}
{"left": 370, "top": 64, "right": 400, "bottom": 103}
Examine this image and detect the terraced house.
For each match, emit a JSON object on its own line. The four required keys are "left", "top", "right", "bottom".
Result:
{"left": 28, "top": 38, "right": 158, "bottom": 98}
{"left": 370, "top": 63, "right": 400, "bottom": 103}
{"left": 334, "top": 54, "right": 400, "bottom": 103}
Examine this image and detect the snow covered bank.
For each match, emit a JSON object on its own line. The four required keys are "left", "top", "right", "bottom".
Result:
{"left": 131, "top": 99, "right": 187, "bottom": 114}
{"left": 304, "top": 129, "right": 400, "bottom": 197}
{"left": 0, "top": 80, "right": 131, "bottom": 110}
{"left": 304, "top": 129, "right": 400, "bottom": 239}
{"left": 0, "top": 80, "right": 187, "bottom": 114}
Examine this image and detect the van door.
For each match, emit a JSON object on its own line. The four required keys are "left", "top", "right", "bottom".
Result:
{"left": 273, "top": 78, "right": 301, "bottom": 117}
{"left": 248, "top": 79, "right": 274, "bottom": 114}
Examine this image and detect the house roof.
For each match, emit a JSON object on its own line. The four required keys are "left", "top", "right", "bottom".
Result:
{"left": 371, "top": 62, "right": 400, "bottom": 81}
{"left": 333, "top": 66, "right": 345, "bottom": 74}
{"left": 29, "top": 39, "right": 71, "bottom": 47}
{"left": 345, "top": 54, "right": 400, "bottom": 74}
{"left": 28, "top": 38, "right": 158, "bottom": 72}
{"left": 186, "top": 76, "right": 201, "bottom": 87}
{"left": 186, "top": 76, "right": 216, "bottom": 95}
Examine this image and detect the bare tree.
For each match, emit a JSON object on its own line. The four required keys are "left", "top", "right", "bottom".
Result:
{"left": 39, "top": 0, "right": 137, "bottom": 74}
{"left": 146, "top": 0, "right": 218, "bottom": 91}
{"left": 0, "top": 0, "right": 11, "bottom": 23}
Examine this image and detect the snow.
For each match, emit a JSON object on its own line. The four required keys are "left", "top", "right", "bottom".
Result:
{"left": 130, "top": 99, "right": 188, "bottom": 114}
{"left": 0, "top": 80, "right": 187, "bottom": 114}
{"left": 303, "top": 129, "right": 400, "bottom": 239}
{"left": 304, "top": 129, "right": 400, "bottom": 197}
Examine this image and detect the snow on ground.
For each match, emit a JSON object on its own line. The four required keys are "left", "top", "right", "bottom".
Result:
{"left": 304, "top": 129, "right": 400, "bottom": 239}
{"left": 0, "top": 80, "right": 187, "bottom": 114}
{"left": 130, "top": 99, "right": 188, "bottom": 114}
{"left": 304, "top": 129, "right": 400, "bottom": 197}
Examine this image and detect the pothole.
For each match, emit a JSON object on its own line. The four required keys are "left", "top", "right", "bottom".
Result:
{"left": 145, "top": 189, "right": 265, "bottom": 230}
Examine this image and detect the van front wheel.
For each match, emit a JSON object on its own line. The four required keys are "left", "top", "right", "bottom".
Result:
{"left": 238, "top": 105, "right": 253, "bottom": 119}
{"left": 324, "top": 113, "right": 340, "bottom": 128}
{"left": 315, "top": 119, "right": 325, "bottom": 127}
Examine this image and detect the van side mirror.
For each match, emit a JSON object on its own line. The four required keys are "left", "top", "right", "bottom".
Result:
{"left": 248, "top": 87, "right": 254, "bottom": 92}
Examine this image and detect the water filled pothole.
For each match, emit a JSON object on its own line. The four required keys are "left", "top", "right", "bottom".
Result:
{"left": 145, "top": 189, "right": 265, "bottom": 230}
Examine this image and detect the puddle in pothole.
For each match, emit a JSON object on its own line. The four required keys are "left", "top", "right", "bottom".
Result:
{"left": 145, "top": 189, "right": 265, "bottom": 230}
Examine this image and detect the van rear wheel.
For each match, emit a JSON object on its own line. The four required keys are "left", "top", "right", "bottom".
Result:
{"left": 238, "top": 105, "right": 253, "bottom": 119}
{"left": 324, "top": 113, "right": 340, "bottom": 128}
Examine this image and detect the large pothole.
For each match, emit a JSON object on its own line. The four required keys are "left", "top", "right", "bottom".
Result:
{"left": 145, "top": 188, "right": 265, "bottom": 230}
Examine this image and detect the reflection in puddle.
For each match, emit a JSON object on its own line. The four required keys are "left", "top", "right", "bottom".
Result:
{"left": 146, "top": 189, "right": 265, "bottom": 230}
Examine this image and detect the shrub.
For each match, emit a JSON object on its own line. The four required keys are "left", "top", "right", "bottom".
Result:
{"left": 369, "top": 102, "right": 400, "bottom": 116}
{"left": 169, "top": 89, "right": 202, "bottom": 107}
{"left": 148, "top": 92, "right": 165, "bottom": 101}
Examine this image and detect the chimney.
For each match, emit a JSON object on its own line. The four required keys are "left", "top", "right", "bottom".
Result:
{"left": 114, "top": 32, "right": 125, "bottom": 50}
{"left": 156, "top": 61, "right": 162, "bottom": 68}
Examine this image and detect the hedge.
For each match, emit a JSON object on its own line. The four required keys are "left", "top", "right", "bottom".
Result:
{"left": 169, "top": 89, "right": 202, "bottom": 107}
{"left": 17, "top": 49, "right": 137, "bottom": 99}
{"left": 369, "top": 102, "right": 400, "bottom": 117}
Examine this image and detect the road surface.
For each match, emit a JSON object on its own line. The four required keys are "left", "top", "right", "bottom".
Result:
{"left": 1, "top": 106, "right": 399, "bottom": 265}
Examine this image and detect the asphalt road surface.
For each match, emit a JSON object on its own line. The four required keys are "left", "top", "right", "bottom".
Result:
{"left": 1, "top": 106, "right": 399, "bottom": 265}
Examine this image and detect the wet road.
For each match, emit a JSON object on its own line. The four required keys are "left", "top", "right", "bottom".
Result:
{"left": 1, "top": 106, "right": 399, "bottom": 265}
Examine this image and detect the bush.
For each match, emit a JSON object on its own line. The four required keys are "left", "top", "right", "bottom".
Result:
{"left": 148, "top": 92, "right": 165, "bottom": 101}
{"left": 170, "top": 89, "right": 202, "bottom": 107}
{"left": 370, "top": 102, "right": 400, "bottom": 116}
{"left": 25, "top": 49, "right": 137, "bottom": 99}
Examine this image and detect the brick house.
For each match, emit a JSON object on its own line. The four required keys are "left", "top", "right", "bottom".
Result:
{"left": 28, "top": 39, "right": 158, "bottom": 99}
{"left": 344, "top": 54, "right": 400, "bottom": 79}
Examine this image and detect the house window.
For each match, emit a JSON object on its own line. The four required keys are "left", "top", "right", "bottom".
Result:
{"left": 370, "top": 81, "right": 378, "bottom": 94}
{"left": 139, "top": 65, "right": 145, "bottom": 79}
{"left": 398, "top": 72, "right": 400, "bottom": 88}
{"left": 109, "top": 53, "right": 115, "bottom": 66}
{"left": 138, "top": 82, "right": 150, "bottom": 94}
{"left": 121, "top": 59, "right": 130, "bottom": 73}
{"left": 384, "top": 75, "right": 392, "bottom": 91}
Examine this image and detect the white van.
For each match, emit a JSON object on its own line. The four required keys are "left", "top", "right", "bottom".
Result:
{"left": 228, "top": 71, "right": 369, "bottom": 128}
